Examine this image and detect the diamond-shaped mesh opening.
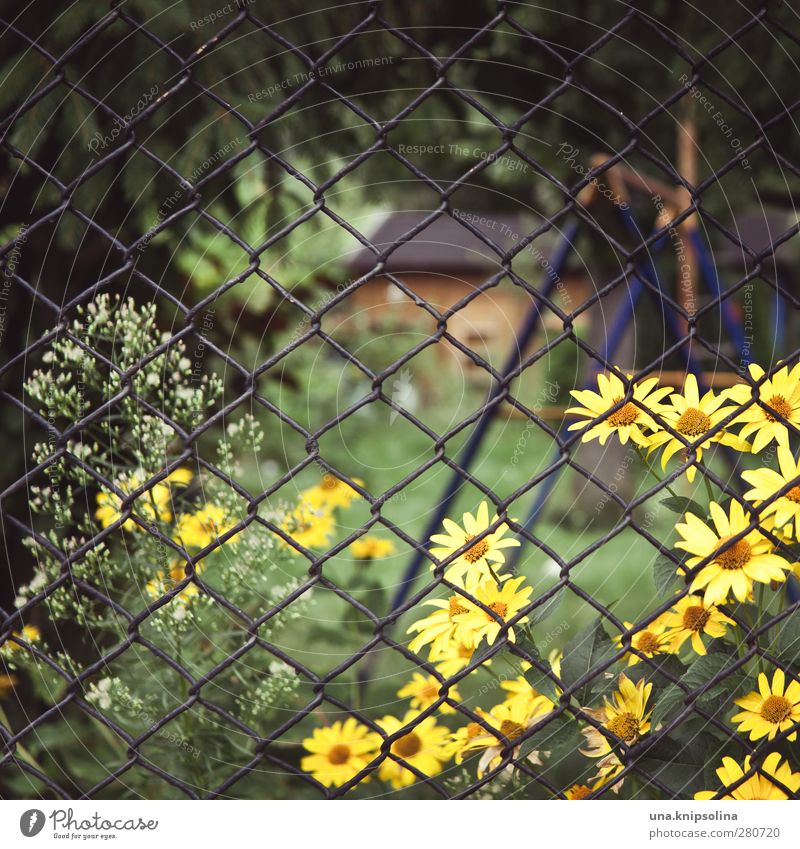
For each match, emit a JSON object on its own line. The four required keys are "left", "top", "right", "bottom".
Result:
{"left": 2, "top": 1, "right": 800, "bottom": 803}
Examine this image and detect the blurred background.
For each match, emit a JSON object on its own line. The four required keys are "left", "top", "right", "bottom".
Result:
{"left": 1, "top": 0, "right": 800, "bottom": 797}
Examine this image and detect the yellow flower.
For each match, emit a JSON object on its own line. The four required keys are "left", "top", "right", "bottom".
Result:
{"left": 397, "top": 673, "right": 461, "bottom": 713}
{"left": 301, "top": 718, "right": 380, "bottom": 788}
{"left": 350, "top": 536, "right": 396, "bottom": 559}
{"left": 377, "top": 711, "right": 451, "bottom": 789}
{"left": 615, "top": 619, "right": 674, "bottom": 666}
{"left": 646, "top": 374, "right": 750, "bottom": 482}
{"left": 566, "top": 372, "right": 672, "bottom": 446}
{"left": 407, "top": 593, "right": 476, "bottom": 657}
{"left": 1, "top": 625, "right": 41, "bottom": 656}
{"left": 731, "top": 668, "right": 800, "bottom": 742}
{"left": 581, "top": 673, "right": 653, "bottom": 789}
{"left": 429, "top": 501, "right": 519, "bottom": 591}
{"left": 145, "top": 562, "right": 199, "bottom": 607}
{"left": 565, "top": 783, "right": 593, "bottom": 799}
{"left": 452, "top": 575, "right": 534, "bottom": 646}
{"left": 589, "top": 673, "right": 653, "bottom": 744}
{"left": 695, "top": 752, "right": 800, "bottom": 800}
{"left": 174, "top": 503, "right": 237, "bottom": 549}
{"left": 500, "top": 673, "right": 556, "bottom": 716}
{"left": 450, "top": 697, "right": 553, "bottom": 776}
{"left": 742, "top": 446, "right": 800, "bottom": 540}
{"left": 278, "top": 500, "right": 334, "bottom": 550}
{"left": 95, "top": 468, "right": 193, "bottom": 531}
{"left": 302, "top": 474, "right": 364, "bottom": 510}
{"left": 726, "top": 362, "right": 800, "bottom": 453}
{"left": 674, "top": 500, "right": 792, "bottom": 605}
{"left": 429, "top": 637, "right": 477, "bottom": 677}
{"left": 549, "top": 649, "right": 563, "bottom": 679}
{"left": 0, "top": 673, "right": 18, "bottom": 699}
{"left": 660, "top": 596, "right": 736, "bottom": 655}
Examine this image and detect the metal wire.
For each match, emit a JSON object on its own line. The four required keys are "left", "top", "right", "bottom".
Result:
{"left": 1, "top": 0, "right": 799, "bottom": 800}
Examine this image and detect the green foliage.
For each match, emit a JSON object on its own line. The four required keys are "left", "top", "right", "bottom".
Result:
{"left": 4, "top": 295, "right": 328, "bottom": 797}
{"left": 559, "top": 618, "right": 615, "bottom": 705}
{"left": 651, "top": 655, "right": 751, "bottom": 728}
{"left": 652, "top": 554, "right": 686, "bottom": 597}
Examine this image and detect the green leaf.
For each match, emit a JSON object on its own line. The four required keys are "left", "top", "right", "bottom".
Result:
{"left": 776, "top": 609, "right": 800, "bottom": 667}
{"left": 651, "top": 683, "right": 688, "bottom": 728}
{"left": 518, "top": 713, "right": 579, "bottom": 759}
{"left": 652, "top": 554, "right": 685, "bottom": 597}
{"left": 527, "top": 591, "right": 562, "bottom": 626}
{"left": 559, "top": 618, "right": 615, "bottom": 705}
{"left": 681, "top": 654, "right": 732, "bottom": 691}
{"left": 649, "top": 655, "right": 750, "bottom": 727}
{"left": 522, "top": 664, "right": 561, "bottom": 704}
{"left": 469, "top": 636, "right": 504, "bottom": 667}
{"left": 621, "top": 654, "right": 687, "bottom": 697}
{"left": 638, "top": 735, "right": 720, "bottom": 796}
{"left": 660, "top": 496, "right": 706, "bottom": 518}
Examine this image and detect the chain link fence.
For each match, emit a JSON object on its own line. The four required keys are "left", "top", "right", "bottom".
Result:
{"left": 1, "top": 0, "right": 800, "bottom": 800}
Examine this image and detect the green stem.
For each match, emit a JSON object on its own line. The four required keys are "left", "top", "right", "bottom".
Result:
{"left": 635, "top": 446, "right": 679, "bottom": 498}
{"left": 0, "top": 704, "right": 46, "bottom": 772}
{"left": 487, "top": 563, "right": 505, "bottom": 588}
{"left": 703, "top": 473, "right": 715, "bottom": 508}
{"left": 755, "top": 582, "right": 766, "bottom": 674}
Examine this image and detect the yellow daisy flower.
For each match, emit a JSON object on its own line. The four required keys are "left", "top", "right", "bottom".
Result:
{"left": 450, "top": 697, "right": 553, "bottom": 776}
{"left": 731, "top": 668, "right": 800, "bottom": 742}
{"left": 660, "top": 596, "right": 736, "bottom": 655}
{"left": 674, "top": 500, "right": 792, "bottom": 605}
{"left": 407, "top": 593, "right": 476, "bottom": 657}
{"left": 695, "top": 752, "right": 800, "bottom": 800}
{"left": 1, "top": 625, "right": 41, "bottom": 656}
{"left": 646, "top": 374, "right": 750, "bottom": 482}
{"left": 350, "top": 536, "right": 396, "bottom": 559}
{"left": 742, "top": 446, "right": 800, "bottom": 540}
{"left": 429, "top": 501, "right": 520, "bottom": 591}
{"left": 0, "top": 673, "right": 18, "bottom": 699}
{"left": 589, "top": 673, "right": 653, "bottom": 744}
{"left": 302, "top": 474, "right": 364, "bottom": 511}
{"left": 581, "top": 674, "right": 653, "bottom": 789}
{"left": 429, "top": 637, "right": 477, "bottom": 678}
{"left": 500, "top": 672, "right": 556, "bottom": 715}
{"left": 565, "top": 783, "right": 593, "bottom": 799}
{"left": 301, "top": 717, "right": 380, "bottom": 788}
{"left": 615, "top": 619, "right": 674, "bottom": 666}
{"left": 95, "top": 468, "right": 193, "bottom": 531}
{"left": 452, "top": 575, "right": 534, "bottom": 646}
{"left": 566, "top": 372, "right": 672, "bottom": 446}
{"left": 727, "top": 362, "right": 800, "bottom": 453}
{"left": 396, "top": 673, "right": 461, "bottom": 713}
{"left": 377, "top": 711, "right": 451, "bottom": 789}
{"left": 278, "top": 500, "right": 334, "bottom": 550}
{"left": 174, "top": 503, "right": 237, "bottom": 549}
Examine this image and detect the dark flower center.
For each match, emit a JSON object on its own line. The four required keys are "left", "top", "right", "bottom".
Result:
{"left": 714, "top": 537, "right": 751, "bottom": 571}
{"left": 607, "top": 400, "right": 639, "bottom": 427}
{"left": 760, "top": 695, "right": 792, "bottom": 724}
{"left": 676, "top": 407, "right": 711, "bottom": 437}
{"left": 393, "top": 732, "right": 422, "bottom": 758}
{"left": 328, "top": 744, "right": 350, "bottom": 765}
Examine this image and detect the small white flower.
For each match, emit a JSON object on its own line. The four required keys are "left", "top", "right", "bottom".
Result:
{"left": 87, "top": 677, "right": 114, "bottom": 710}
{"left": 268, "top": 660, "right": 293, "bottom": 677}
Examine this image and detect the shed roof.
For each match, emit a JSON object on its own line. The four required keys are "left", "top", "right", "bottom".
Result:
{"left": 348, "top": 211, "right": 553, "bottom": 275}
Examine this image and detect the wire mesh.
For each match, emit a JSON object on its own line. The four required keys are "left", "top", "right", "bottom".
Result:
{"left": 1, "top": 0, "right": 799, "bottom": 800}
